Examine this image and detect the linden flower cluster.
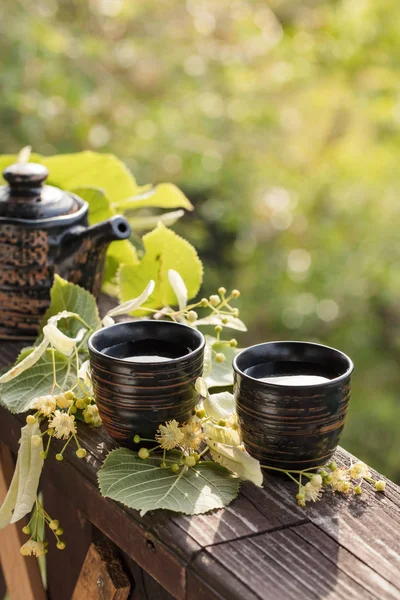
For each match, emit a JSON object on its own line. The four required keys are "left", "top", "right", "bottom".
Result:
{"left": 27, "top": 389, "right": 101, "bottom": 463}
{"left": 293, "top": 460, "right": 387, "bottom": 507}
{"left": 20, "top": 497, "right": 66, "bottom": 557}
{"left": 136, "top": 418, "right": 206, "bottom": 471}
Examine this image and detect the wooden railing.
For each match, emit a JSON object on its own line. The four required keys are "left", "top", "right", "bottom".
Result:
{"left": 0, "top": 339, "right": 399, "bottom": 600}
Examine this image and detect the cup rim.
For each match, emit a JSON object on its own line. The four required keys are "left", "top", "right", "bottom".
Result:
{"left": 232, "top": 340, "right": 354, "bottom": 388}
{"left": 88, "top": 320, "right": 206, "bottom": 366}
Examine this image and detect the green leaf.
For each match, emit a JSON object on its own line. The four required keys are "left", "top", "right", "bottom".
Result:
{"left": 0, "top": 349, "right": 75, "bottom": 413}
{"left": 43, "top": 151, "right": 140, "bottom": 203}
{"left": 203, "top": 336, "right": 240, "bottom": 388}
{"left": 0, "top": 423, "right": 44, "bottom": 527}
{"left": 98, "top": 448, "right": 239, "bottom": 516}
{"left": 75, "top": 187, "right": 139, "bottom": 293}
{"left": 119, "top": 223, "right": 203, "bottom": 311}
{"left": 41, "top": 275, "right": 100, "bottom": 332}
{"left": 115, "top": 183, "right": 193, "bottom": 211}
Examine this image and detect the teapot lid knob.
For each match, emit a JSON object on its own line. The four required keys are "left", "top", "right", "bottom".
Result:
{"left": 3, "top": 163, "right": 49, "bottom": 187}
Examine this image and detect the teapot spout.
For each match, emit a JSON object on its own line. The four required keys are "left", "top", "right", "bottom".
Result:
{"left": 82, "top": 215, "right": 131, "bottom": 245}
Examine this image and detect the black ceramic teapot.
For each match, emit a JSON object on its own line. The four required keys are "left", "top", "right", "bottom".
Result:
{"left": 0, "top": 161, "right": 131, "bottom": 339}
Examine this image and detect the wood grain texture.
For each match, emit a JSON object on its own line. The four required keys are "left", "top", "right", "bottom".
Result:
{"left": 203, "top": 523, "right": 400, "bottom": 600}
{"left": 1, "top": 336, "right": 400, "bottom": 600}
{"left": 72, "top": 541, "right": 131, "bottom": 600}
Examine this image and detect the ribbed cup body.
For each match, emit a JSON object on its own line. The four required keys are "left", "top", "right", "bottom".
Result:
{"left": 233, "top": 341, "right": 353, "bottom": 471}
{"left": 88, "top": 321, "right": 205, "bottom": 446}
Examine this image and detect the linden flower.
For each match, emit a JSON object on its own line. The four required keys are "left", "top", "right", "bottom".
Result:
{"left": 31, "top": 395, "right": 56, "bottom": 417}
{"left": 350, "top": 461, "right": 371, "bottom": 480}
{"left": 20, "top": 540, "right": 46, "bottom": 557}
{"left": 49, "top": 410, "right": 77, "bottom": 439}
{"left": 83, "top": 404, "right": 102, "bottom": 427}
{"left": 304, "top": 481, "right": 323, "bottom": 502}
{"left": 330, "top": 467, "right": 351, "bottom": 493}
{"left": 179, "top": 419, "right": 204, "bottom": 451}
{"left": 156, "top": 420, "right": 184, "bottom": 450}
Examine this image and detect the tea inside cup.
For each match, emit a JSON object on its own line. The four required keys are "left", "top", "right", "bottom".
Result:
{"left": 233, "top": 341, "right": 354, "bottom": 470}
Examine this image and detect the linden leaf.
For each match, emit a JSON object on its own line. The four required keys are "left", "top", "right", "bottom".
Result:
{"left": 0, "top": 349, "right": 75, "bottom": 414}
{"left": 40, "top": 275, "right": 100, "bottom": 332}
{"left": 114, "top": 183, "right": 193, "bottom": 211}
{"left": 43, "top": 151, "right": 140, "bottom": 203}
{"left": 119, "top": 223, "right": 203, "bottom": 312}
{"left": 98, "top": 449, "right": 239, "bottom": 516}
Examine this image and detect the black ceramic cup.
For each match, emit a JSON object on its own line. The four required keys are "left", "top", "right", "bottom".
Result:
{"left": 233, "top": 341, "right": 354, "bottom": 470}
{"left": 88, "top": 321, "right": 205, "bottom": 446}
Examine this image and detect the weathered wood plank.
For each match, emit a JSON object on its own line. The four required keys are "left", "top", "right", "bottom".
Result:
{"left": 293, "top": 523, "right": 400, "bottom": 600}
{"left": 201, "top": 523, "right": 399, "bottom": 600}
{"left": 0, "top": 405, "right": 198, "bottom": 600}
{"left": 72, "top": 541, "right": 131, "bottom": 600}
{"left": 187, "top": 552, "right": 260, "bottom": 600}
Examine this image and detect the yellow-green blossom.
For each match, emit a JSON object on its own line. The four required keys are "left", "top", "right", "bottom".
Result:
{"left": 49, "top": 410, "right": 77, "bottom": 439}
{"left": 156, "top": 420, "right": 184, "bottom": 450}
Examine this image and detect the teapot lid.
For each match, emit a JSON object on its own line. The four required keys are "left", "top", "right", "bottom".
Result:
{"left": 0, "top": 162, "right": 80, "bottom": 220}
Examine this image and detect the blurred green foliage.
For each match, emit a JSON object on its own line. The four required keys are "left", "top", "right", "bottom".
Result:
{"left": 1, "top": 0, "right": 400, "bottom": 480}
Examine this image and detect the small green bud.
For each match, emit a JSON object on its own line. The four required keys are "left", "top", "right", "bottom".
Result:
{"left": 65, "top": 391, "right": 74, "bottom": 401}
{"left": 185, "top": 455, "right": 197, "bottom": 467}
{"left": 138, "top": 448, "right": 150, "bottom": 460}
{"left": 222, "top": 317, "right": 228, "bottom": 324}
{"left": 75, "top": 399, "right": 86, "bottom": 410}
{"left": 26, "top": 415, "right": 36, "bottom": 426}
{"left": 215, "top": 353, "right": 225, "bottom": 363}
{"left": 375, "top": 480, "right": 386, "bottom": 492}
{"left": 55, "top": 527, "right": 63, "bottom": 535}
{"left": 354, "top": 485, "right": 362, "bottom": 495}
{"left": 31, "top": 435, "right": 42, "bottom": 447}
{"left": 187, "top": 310, "right": 198, "bottom": 323}
{"left": 319, "top": 470, "right": 329, "bottom": 478}
{"left": 209, "top": 295, "right": 220, "bottom": 306}
{"left": 218, "top": 419, "right": 227, "bottom": 427}
{"left": 40, "top": 451, "right": 47, "bottom": 459}
{"left": 22, "top": 526, "right": 31, "bottom": 535}
{"left": 83, "top": 396, "right": 92, "bottom": 405}
{"left": 55, "top": 454, "right": 63, "bottom": 462}
{"left": 49, "top": 520, "right": 59, "bottom": 531}
{"left": 160, "top": 461, "right": 167, "bottom": 469}
{"left": 218, "top": 287, "right": 226, "bottom": 295}
{"left": 328, "top": 461, "right": 337, "bottom": 472}
{"left": 170, "top": 463, "right": 180, "bottom": 473}
{"left": 232, "top": 308, "right": 239, "bottom": 317}
{"left": 296, "top": 492, "right": 305, "bottom": 501}
{"left": 323, "top": 474, "right": 333, "bottom": 485}
{"left": 231, "top": 289, "right": 240, "bottom": 298}
{"left": 214, "top": 325, "right": 223, "bottom": 333}
{"left": 200, "top": 298, "right": 208, "bottom": 307}
{"left": 57, "top": 541, "right": 66, "bottom": 550}
{"left": 192, "top": 452, "right": 200, "bottom": 462}
{"left": 69, "top": 405, "right": 77, "bottom": 414}
{"left": 76, "top": 448, "right": 87, "bottom": 459}
{"left": 196, "top": 409, "right": 206, "bottom": 419}
{"left": 133, "top": 435, "right": 141, "bottom": 444}
{"left": 229, "top": 339, "right": 238, "bottom": 347}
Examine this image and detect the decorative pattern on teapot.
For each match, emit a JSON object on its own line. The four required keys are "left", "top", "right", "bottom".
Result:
{"left": 0, "top": 162, "right": 131, "bottom": 339}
